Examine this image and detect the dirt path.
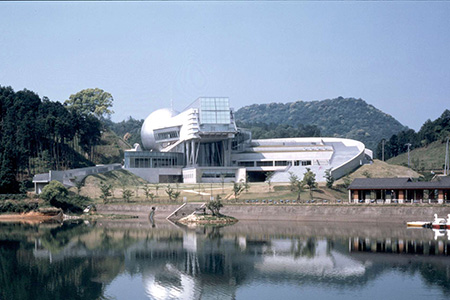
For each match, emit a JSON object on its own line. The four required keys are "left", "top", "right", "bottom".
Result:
{"left": 0, "top": 211, "right": 62, "bottom": 224}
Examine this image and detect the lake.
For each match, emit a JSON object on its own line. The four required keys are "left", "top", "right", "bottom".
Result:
{"left": 1, "top": 219, "right": 449, "bottom": 300}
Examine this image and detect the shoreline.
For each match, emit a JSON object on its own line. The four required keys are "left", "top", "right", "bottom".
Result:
{"left": 94, "top": 204, "right": 450, "bottom": 224}
{"left": 3, "top": 204, "right": 449, "bottom": 224}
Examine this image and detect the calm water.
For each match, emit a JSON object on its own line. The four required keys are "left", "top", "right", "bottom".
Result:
{"left": 1, "top": 219, "right": 450, "bottom": 300}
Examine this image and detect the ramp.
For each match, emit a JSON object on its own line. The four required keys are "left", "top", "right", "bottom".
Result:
{"left": 166, "top": 202, "right": 206, "bottom": 222}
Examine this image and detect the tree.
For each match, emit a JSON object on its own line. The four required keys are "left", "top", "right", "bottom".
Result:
{"left": 324, "top": 169, "right": 334, "bottom": 189}
{"left": 165, "top": 185, "right": 180, "bottom": 202}
{"left": 265, "top": 172, "right": 274, "bottom": 192}
{"left": 99, "top": 182, "right": 112, "bottom": 203}
{"left": 64, "top": 88, "right": 114, "bottom": 119}
{"left": 207, "top": 196, "right": 223, "bottom": 216}
{"left": 232, "top": 181, "right": 245, "bottom": 201}
{"left": 343, "top": 174, "right": 352, "bottom": 189}
{"left": 122, "top": 188, "right": 133, "bottom": 203}
{"left": 142, "top": 184, "right": 151, "bottom": 200}
{"left": 289, "top": 172, "right": 305, "bottom": 201}
{"left": 303, "top": 168, "right": 317, "bottom": 200}
{"left": 40, "top": 180, "right": 68, "bottom": 204}
{"left": 244, "top": 175, "right": 250, "bottom": 193}
{"left": 143, "top": 185, "right": 156, "bottom": 201}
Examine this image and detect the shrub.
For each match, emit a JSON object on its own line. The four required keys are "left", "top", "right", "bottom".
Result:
{"left": 0, "top": 200, "right": 38, "bottom": 213}
{"left": 40, "top": 181, "right": 90, "bottom": 213}
{"left": 0, "top": 194, "right": 27, "bottom": 201}
{"left": 40, "top": 181, "right": 68, "bottom": 204}
{"left": 207, "top": 197, "right": 223, "bottom": 216}
{"left": 56, "top": 195, "right": 91, "bottom": 214}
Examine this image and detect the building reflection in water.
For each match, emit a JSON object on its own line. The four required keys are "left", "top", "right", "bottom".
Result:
{"left": 349, "top": 232, "right": 450, "bottom": 256}
{"left": 3, "top": 221, "right": 450, "bottom": 299}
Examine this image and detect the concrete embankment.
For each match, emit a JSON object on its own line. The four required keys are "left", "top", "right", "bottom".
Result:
{"left": 96, "top": 204, "right": 450, "bottom": 224}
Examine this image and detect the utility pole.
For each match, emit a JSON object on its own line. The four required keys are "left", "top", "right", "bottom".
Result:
{"left": 405, "top": 143, "right": 412, "bottom": 168}
{"left": 445, "top": 137, "right": 449, "bottom": 176}
{"left": 382, "top": 139, "right": 385, "bottom": 162}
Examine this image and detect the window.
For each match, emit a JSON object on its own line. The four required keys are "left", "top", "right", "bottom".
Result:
{"left": 238, "top": 161, "right": 254, "bottom": 167}
{"left": 275, "top": 161, "right": 289, "bottom": 166}
{"left": 199, "top": 98, "right": 231, "bottom": 124}
{"left": 155, "top": 131, "right": 179, "bottom": 141}
{"left": 302, "top": 160, "right": 311, "bottom": 166}
{"left": 256, "top": 161, "right": 273, "bottom": 167}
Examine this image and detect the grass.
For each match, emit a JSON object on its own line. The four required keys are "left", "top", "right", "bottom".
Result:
{"left": 387, "top": 140, "right": 448, "bottom": 172}
{"left": 76, "top": 157, "right": 431, "bottom": 205}
{"left": 335, "top": 159, "right": 421, "bottom": 185}
{"left": 95, "top": 130, "right": 131, "bottom": 164}
{"left": 77, "top": 173, "right": 349, "bottom": 205}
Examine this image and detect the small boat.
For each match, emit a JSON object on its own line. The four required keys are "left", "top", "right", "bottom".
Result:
{"left": 431, "top": 214, "right": 450, "bottom": 229}
{"left": 407, "top": 221, "right": 431, "bottom": 228}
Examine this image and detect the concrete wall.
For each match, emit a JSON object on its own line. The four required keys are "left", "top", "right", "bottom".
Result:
{"left": 34, "top": 164, "right": 122, "bottom": 194}
{"left": 96, "top": 204, "right": 180, "bottom": 219}
{"left": 126, "top": 167, "right": 182, "bottom": 183}
{"left": 96, "top": 204, "right": 450, "bottom": 224}
{"left": 330, "top": 140, "right": 366, "bottom": 179}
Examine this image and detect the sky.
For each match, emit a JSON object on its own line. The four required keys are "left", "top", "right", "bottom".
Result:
{"left": 1, "top": 1, "right": 449, "bottom": 131}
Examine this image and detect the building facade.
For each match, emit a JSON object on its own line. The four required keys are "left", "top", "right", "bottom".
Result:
{"left": 348, "top": 176, "right": 450, "bottom": 204}
{"left": 125, "top": 97, "right": 370, "bottom": 183}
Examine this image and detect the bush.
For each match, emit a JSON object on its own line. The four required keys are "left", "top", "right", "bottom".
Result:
{"left": 0, "top": 200, "right": 38, "bottom": 213}
{"left": 40, "top": 181, "right": 68, "bottom": 204}
{"left": 54, "top": 195, "right": 91, "bottom": 214}
{"left": 40, "top": 181, "right": 90, "bottom": 213}
{"left": 0, "top": 194, "right": 27, "bottom": 201}
{"left": 207, "top": 197, "right": 223, "bottom": 216}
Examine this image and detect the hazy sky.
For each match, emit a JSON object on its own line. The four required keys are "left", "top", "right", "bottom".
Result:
{"left": 1, "top": 1, "right": 449, "bottom": 130}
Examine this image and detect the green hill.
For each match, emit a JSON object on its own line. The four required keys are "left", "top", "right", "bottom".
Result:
{"left": 95, "top": 130, "right": 131, "bottom": 164}
{"left": 234, "top": 97, "right": 407, "bottom": 151}
{"left": 387, "top": 140, "right": 448, "bottom": 172}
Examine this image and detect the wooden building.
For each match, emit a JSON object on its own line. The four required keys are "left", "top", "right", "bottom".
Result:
{"left": 348, "top": 176, "right": 450, "bottom": 204}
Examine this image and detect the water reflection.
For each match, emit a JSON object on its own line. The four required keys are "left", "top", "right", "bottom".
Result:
{"left": 1, "top": 220, "right": 450, "bottom": 299}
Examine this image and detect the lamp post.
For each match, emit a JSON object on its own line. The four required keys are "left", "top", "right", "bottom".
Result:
{"left": 405, "top": 143, "right": 412, "bottom": 168}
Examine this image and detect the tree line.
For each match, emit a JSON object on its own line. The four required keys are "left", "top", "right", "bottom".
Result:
{"left": 376, "top": 109, "right": 450, "bottom": 161}
{"left": 234, "top": 97, "right": 407, "bottom": 151}
{"left": 236, "top": 121, "right": 321, "bottom": 139}
{"left": 0, "top": 86, "right": 112, "bottom": 193}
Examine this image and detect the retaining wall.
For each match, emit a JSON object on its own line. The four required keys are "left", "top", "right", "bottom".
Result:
{"left": 96, "top": 204, "right": 450, "bottom": 224}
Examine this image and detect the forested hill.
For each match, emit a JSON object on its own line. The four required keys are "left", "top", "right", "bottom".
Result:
{"left": 234, "top": 97, "right": 407, "bottom": 150}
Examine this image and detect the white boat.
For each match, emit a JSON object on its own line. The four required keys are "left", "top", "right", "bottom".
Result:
{"left": 431, "top": 214, "right": 450, "bottom": 229}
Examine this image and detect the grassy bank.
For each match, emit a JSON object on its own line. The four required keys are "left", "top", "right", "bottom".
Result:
{"left": 77, "top": 171, "right": 349, "bottom": 205}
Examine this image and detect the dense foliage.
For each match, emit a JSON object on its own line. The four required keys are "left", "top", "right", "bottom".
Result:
{"left": 376, "top": 110, "right": 450, "bottom": 160}
{"left": 40, "top": 180, "right": 90, "bottom": 213}
{"left": 235, "top": 97, "right": 407, "bottom": 150}
{"left": 236, "top": 122, "right": 321, "bottom": 139}
{"left": 0, "top": 86, "right": 100, "bottom": 193}
{"left": 104, "top": 117, "right": 144, "bottom": 146}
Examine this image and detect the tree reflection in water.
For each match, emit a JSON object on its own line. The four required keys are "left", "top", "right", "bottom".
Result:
{"left": 0, "top": 221, "right": 449, "bottom": 299}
